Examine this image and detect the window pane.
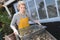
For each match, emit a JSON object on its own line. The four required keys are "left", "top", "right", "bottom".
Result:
{"left": 27, "top": 0, "right": 38, "bottom": 20}
{"left": 45, "top": 0, "right": 57, "bottom": 18}
{"left": 28, "top": 0, "right": 35, "bottom": 9}
{"left": 35, "top": 0, "right": 47, "bottom": 19}
{"left": 30, "top": 8, "right": 38, "bottom": 20}
{"left": 57, "top": 0, "right": 60, "bottom": 16}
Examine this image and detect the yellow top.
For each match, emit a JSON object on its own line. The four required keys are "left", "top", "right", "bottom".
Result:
{"left": 18, "top": 17, "right": 30, "bottom": 29}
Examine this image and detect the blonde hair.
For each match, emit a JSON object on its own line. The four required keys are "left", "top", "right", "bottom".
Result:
{"left": 17, "top": 1, "right": 25, "bottom": 10}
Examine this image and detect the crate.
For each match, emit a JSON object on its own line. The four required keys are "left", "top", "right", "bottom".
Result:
{"left": 3, "top": 33, "right": 16, "bottom": 40}
{"left": 20, "top": 25, "right": 57, "bottom": 40}
{"left": 3, "top": 25, "right": 57, "bottom": 40}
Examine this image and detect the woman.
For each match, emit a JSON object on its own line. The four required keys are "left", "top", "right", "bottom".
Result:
{"left": 10, "top": 1, "right": 40, "bottom": 40}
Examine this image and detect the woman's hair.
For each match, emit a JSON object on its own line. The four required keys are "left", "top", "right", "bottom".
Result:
{"left": 17, "top": 1, "right": 25, "bottom": 10}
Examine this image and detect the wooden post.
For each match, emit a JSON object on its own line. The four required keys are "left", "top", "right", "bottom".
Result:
{"left": 3, "top": 5, "right": 11, "bottom": 18}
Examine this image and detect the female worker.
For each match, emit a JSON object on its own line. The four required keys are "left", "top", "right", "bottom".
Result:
{"left": 10, "top": 1, "right": 40, "bottom": 40}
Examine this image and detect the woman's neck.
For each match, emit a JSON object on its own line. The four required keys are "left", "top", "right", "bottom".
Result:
{"left": 19, "top": 11, "right": 25, "bottom": 15}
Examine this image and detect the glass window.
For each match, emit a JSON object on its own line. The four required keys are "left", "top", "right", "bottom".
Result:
{"left": 27, "top": 0, "right": 38, "bottom": 20}
{"left": 35, "top": 0, "right": 47, "bottom": 19}
{"left": 45, "top": 0, "right": 57, "bottom": 18}
{"left": 57, "top": 0, "right": 60, "bottom": 16}
{"left": 30, "top": 8, "right": 38, "bottom": 20}
{"left": 28, "top": 0, "right": 35, "bottom": 9}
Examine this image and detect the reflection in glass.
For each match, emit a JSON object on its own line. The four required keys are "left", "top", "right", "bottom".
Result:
{"left": 30, "top": 8, "right": 38, "bottom": 20}
{"left": 45, "top": 0, "right": 57, "bottom": 18}
{"left": 35, "top": 0, "right": 47, "bottom": 19}
{"left": 28, "top": 0, "right": 35, "bottom": 9}
{"left": 27, "top": 0, "right": 38, "bottom": 20}
{"left": 57, "top": 0, "right": 60, "bottom": 16}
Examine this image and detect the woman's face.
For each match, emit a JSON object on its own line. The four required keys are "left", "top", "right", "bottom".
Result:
{"left": 19, "top": 4, "right": 26, "bottom": 13}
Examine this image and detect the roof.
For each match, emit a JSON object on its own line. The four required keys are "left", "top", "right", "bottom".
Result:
{"left": 0, "top": 0, "right": 15, "bottom": 6}
{"left": 4, "top": 0, "right": 15, "bottom": 6}
{"left": 0, "top": 0, "right": 16, "bottom": 8}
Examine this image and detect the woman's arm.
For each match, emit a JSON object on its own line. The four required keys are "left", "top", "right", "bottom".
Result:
{"left": 10, "top": 14, "right": 19, "bottom": 35}
{"left": 27, "top": 13, "right": 41, "bottom": 25}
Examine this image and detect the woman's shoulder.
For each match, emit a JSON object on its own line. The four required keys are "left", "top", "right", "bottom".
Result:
{"left": 13, "top": 12, "right": 19, "bottom": 16}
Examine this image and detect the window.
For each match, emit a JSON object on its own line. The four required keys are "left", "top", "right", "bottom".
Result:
{"left": 45, "top": 0, "right": 57, "bottom": 18}
{"left": 57, "top": 0, "right": 60, "bottom": 16}
{"left": 27, "top": 0, "right": 38, "bottom": 20}
{"left": 35, "top": 0, "right": 47, "bottom": 19}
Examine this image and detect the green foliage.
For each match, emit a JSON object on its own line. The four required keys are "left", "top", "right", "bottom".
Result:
{"left": 0, "top": 8, "right": 13, "bottom": 40}
{"left": 0, "top": 8, "right": 11, "bottom": 25}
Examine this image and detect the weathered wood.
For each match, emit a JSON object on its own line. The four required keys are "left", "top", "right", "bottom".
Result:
{"left": 3, "top": 33, "right": 16, "bottom": 40}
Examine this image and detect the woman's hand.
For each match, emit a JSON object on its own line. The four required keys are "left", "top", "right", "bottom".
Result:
{"left": 10, "top": 25, "right": 19, "bottom": 35}
{"left": 34, "top": 20, "right": 41, "bottom": 25}
{"left": 14, "top": 29, "right": 19, "bottom": 35}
